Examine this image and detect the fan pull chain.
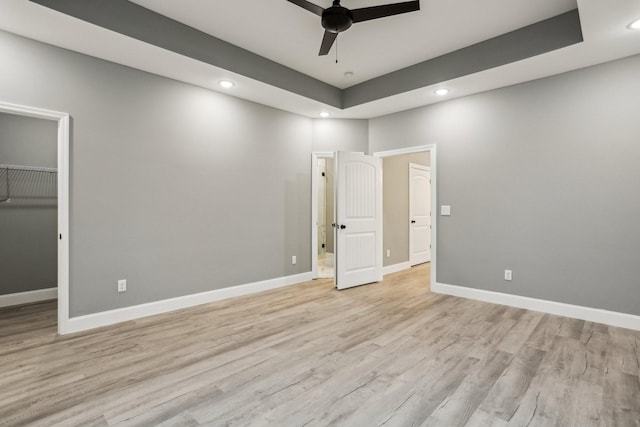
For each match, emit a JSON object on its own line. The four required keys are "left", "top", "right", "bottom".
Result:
{"left": 335, "top": 35, "right": 339, "bottom": 64}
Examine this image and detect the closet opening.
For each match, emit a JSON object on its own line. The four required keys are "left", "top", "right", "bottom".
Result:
{"left": 0, "top": 102, "right": 70, "bottom": 335}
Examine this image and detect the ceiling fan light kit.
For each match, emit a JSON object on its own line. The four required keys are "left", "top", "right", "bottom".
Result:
{"left": 287, "top": 0, "right": 421, "bottom": 55}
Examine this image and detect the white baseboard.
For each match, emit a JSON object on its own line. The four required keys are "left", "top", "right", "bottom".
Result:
{"left": 62, "top": 272, "right": 313, "bottom": 335}
{"left": 0, "top": 288, "right": 57, "bottom": 308}
{"left": 432, "top": 282, "right": 640, "bottom": 331}
{"left": 383, "top": 262, "right": 411, "bottom": 276}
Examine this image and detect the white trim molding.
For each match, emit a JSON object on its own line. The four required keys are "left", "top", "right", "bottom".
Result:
{"left": 383, "top": 262, "right": 412, "bottom": 276}
{"left": 0, "top": 101, "right": 70, "bottom": 335}
{"left": 373, "top": 145, "right": 435, "bottom": 158}
{"left": 433, "top": 282, "right": 640, "bottom": 331}
{"left": 63, "top": 272, "right": 313, "bottom": 335}
{"left": 0, "top": 288, "right": 57, "bottom": 308}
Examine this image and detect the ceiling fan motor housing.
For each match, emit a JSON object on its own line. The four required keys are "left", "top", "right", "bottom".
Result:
{"left": 322, "top": 5, "right": 354, "bottom": 33}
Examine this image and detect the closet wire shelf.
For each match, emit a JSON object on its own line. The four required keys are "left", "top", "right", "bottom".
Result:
{"left": 0, "top": 164, "right": 58, "bottom": 207}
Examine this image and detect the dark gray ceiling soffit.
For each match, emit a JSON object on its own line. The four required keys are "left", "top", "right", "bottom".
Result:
{"left": 29, "top": 1, "right": 582, "bottom": 110}
{"left": 343, "top": 9, "right": 583, "bottom": 108}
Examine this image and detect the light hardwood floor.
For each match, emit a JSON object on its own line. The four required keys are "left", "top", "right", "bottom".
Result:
{"left": 1, "top": 263, "right": 639, "bottom": 426}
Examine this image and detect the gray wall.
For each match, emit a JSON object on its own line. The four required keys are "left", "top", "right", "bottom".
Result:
{"left": 4, "top": 27, "right": 639, "bottom": 320}
{"left": 383, "top": 152, "right": 430, "bottom": 267}
{"left": 0, "top": 113, "right": 58, "bottom": 295}
{"left": 0, "top": 113, "right": 57, "bottom": 167}
{"left": 0, "top": 30, "right": 312, "bottom": 316}
{"left": 312, "top": 119, "right": 369, "bottom": 153}
{"left": 370, "top": 54, "right": 640, "bottom": 316}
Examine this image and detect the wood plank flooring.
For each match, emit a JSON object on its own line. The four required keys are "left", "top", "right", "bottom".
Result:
{"left": 1, "top": 263, "right": 639, "bottom": 426}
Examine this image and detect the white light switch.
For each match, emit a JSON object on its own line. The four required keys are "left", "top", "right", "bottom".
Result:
{"left": 292, "top": 256, "right": 297, "bottom": 265}
{"left": 441, "top": 205, "right": 451, "bottom": 216}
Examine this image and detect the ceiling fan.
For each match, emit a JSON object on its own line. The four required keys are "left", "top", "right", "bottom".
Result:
{"left": 287, "top": 0, "right": 420, "bottom": 56}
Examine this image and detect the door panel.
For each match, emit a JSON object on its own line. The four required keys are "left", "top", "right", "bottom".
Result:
{"left": 410, "top": 164, "right": 431, "bottom": 266}
{"left": 335, "top": 152, "right": 383, "bottom": 289}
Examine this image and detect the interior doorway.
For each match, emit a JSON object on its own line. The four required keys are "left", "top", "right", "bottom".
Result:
{"left": 312, "top": 152, "right": 335, "bottom": 279}
{"left": 0, "top": 102, "right": 69, "bottom": 335}
{"left": 312, "top": 151, "right": 384, "bottom": 290}
{"left": 334, "top": 151, "right": 383, "bottom": 289}
{"left": 316, "top": 157, "right": 334, "bottom": 279}
{"left": 374, "top": 145, "right": 436, "bottom": 289}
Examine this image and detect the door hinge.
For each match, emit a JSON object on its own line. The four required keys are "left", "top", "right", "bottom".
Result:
{"left": 322, "top": 172, "right": 325, "bottom": 177}
{"left": 322, "top": 243, "right": 325, "bottom": 248}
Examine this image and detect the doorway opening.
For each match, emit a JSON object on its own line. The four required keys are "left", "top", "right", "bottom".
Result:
{"left": 316, "top": 157, "right": 335, "bottom": 279}
{"left": 374, "top": 145, "right": 436, "bottom": 290}
{"left": 0, "top": 102, "right": 70, "bottom": 335}
{"left": 312, "top": 151, "right": 384, "bottom": 289}
{"left": 312, "top": 152, "right": 335, "bottom": 279}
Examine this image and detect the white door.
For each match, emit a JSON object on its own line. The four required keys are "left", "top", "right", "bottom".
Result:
{"left": 409, "top": 164, "right": 431, "bottom": 266}
{"left": 334, "top": 151, "right": 383, "bottom": 290}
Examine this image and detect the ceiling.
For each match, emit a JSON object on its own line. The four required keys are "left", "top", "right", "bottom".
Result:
{"left": 128, "top": 0, "right": 578, "bottom": 88}
{"left": 1, "top": 0, "right": 640, "bottom": 119}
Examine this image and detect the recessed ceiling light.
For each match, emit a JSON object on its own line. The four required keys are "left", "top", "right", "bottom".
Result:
{"left": 344, "top": 71, "right": 354, "bottom": 78}
{"left": 320, "top": 112, "right": 330, "bottom": 118}
{"left": 629, "top": 19, "right": 640, "bottom": 30}
{"left": 434, "top": 88, "right": 449, "bottom": 96}
{"left": 219, "top": 80, "right": 235, "bottom": 89}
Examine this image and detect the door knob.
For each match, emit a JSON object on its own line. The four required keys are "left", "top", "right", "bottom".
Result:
{"left": 411, "top": 220, "right": 416, "bottom": 223}
{"left": 340, "top": 224, "right": 346, "bottom": 229}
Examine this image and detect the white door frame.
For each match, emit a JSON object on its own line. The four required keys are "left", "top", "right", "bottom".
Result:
{"left": 311, "top": 151, "right": 335, "bottom": 279}
{"left": 0, "top": 102, "right": 70, "bottom": 335}
{"left": 373, "top": 144, "right": 437, "bottom": 291}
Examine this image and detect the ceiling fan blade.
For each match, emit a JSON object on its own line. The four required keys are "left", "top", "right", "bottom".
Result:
{"left": 319, "top": 30, "right": 338, "bottom": 56}
{"left": 287, "top": 0, "right": 324, "bottom": 16}
{"left": 351, "top": 0, "right": 420, "bottom": 23}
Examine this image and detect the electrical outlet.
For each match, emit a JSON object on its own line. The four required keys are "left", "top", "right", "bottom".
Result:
{"left": 386, "top": 249, "right": 391, "bottom": 258}
{"left": 504, "top": 270, "right": 512, "bottom": 281}
{"left": 117, "top": 279, "right": 127, "bottom": 293}
{"left": 291, "top": 256, "right": 297, "bottom": 265}
{"left": 441, "top": 205, "right": 451, "bottom": 216}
